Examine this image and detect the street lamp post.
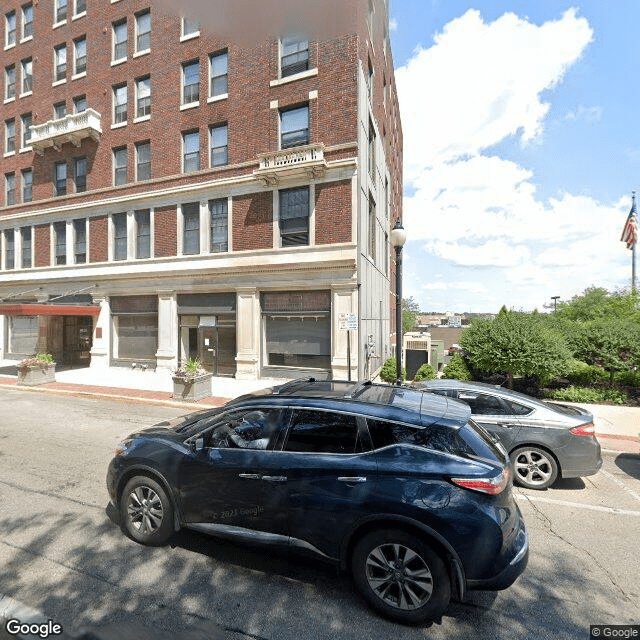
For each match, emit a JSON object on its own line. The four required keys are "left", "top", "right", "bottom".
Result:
{"left": 551, "top": 296, "right": 560, "bottom": 313}
{"left": 390, "top": 219, "right": 407, "bottom": 386}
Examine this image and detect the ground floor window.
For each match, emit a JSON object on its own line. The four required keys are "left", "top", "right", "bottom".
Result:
{"left": 8, "top": 315, "right": 38, "bottom": 355}
{"left": 111, "top": 296, "right": 158, "bottom": 361}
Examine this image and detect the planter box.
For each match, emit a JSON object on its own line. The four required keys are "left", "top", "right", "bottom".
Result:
{"left": 17, "top": 363, "right": 56, "bottom": 386}
{"left": 172, "top": 373, "right": 212, "bottom": 401}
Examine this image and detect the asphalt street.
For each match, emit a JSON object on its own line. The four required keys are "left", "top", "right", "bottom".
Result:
{"left": 0, "top": 390, "right": 638, "bottom": 640}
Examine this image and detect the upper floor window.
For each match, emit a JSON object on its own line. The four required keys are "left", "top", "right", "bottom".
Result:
{"left": 5, "top": 173, "right": 16, "bottom": 206}
{"left": 368, "top": 119, "right": 376, "bottom": 178}
{"left": 209, "top": 51, "right": 228, "bottom": 99}
{"left": 54, "top": 162, "right": 67, "bottom": 196}
{"left": 5, "top": 65, "right": 16, "bottom": 100}
{"left": 113, "top": 213, "right": 127, "bottom": 260}
{"left": 113, "top": 20, "right": 127, "bottom": 61}
{"left": 73, "top": 219, "right": 86, "bottom": 263}
{"left": 74, "top": 0, "right": 86, "bottom": 17}
{"left": 74, "top": 156, "right": 87, "bottom": 192}
{"left": 135, "top": 76, "right": 150, "bottom": 118}
{"left": 55, "top": 0, "right": 67, "bottom": 24}
{"left": 5, "top": 11, "right": 16, "bottom": 47}
{"left": 5, "top": 119, "right": 15, "bottom": 154}
{"left": 54, "top": 222, "right": 66, "bottom": 265}
{"left": 281, "top": 37, "right": 309, "bottom": 77}
{"left": 21, "top": 58, "right": 32, "bottom": 94}
{"left": 21, "top": 227, "right": 31, "bottom": 268}
{"left": 279, "top": 186, "right": 310, "bottom": 246}
{"left": 209, "top": 124, "right": 228, "bottom": 167}
{"left": 182, "top": 130, "right": 199, "bottom": 172}
{"left": 181, "top": 16, "right": 199, "bottom": 39}
{"left": 54, "top": 102, "right": 66, "bottom": 119}
{"left": 4, "top": 230, "right": 15, "bottom": 269}
{"left": 54, "top": 44, "right": 67, "bottom": 82}
{"left": 74, "top": 37, "right": 87, "bottom": 75}
{"left": 209, "top": 199, "right": 228, "bottom": 253}
{"left": 135, "top": 209, "right": 150, "bottom": 259}
{"left": 21, "top": 168, "right": 32, "bottom": 202}
{"left": 280, "top": 104, "right": 309, "bottom": 149}
{"left": 135, "top": 140, "right": 150, "bottom": 181}
{"left": 113, "top": 84, "right": 127, "bottom": 125}
{"left": 113, "top": 147, "right": 127, "bottom": 185}
{"left": 73, "top": 95, "right": 87, "bottom": 113}
{"left": 20, "top": 113, "right": 31, "bottom": 148}
{"left": 368, "top": 192, "right": 376, "bottom": 261}
{"left": 182, "top": 203, "right": 200, "bottom": 255}
{"left": 135, "top": 10, "right": 150, "bottom": 53}
{"left": 182, "top": 60, "right": 199, "bottom": 105}
{"left": 21, "top": 5, "right": 33, "bottom": 40}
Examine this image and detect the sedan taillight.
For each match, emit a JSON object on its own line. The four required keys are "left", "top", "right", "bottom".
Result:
{"left": 451, "top": 466, "right": 511, "bottom": 495}
{"left": 570, "top": 423, "right": 595, "bottom": 437}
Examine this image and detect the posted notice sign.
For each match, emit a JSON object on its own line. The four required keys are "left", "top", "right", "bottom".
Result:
{"left": 339, "top": 313, "right": 358, "bottom": 331}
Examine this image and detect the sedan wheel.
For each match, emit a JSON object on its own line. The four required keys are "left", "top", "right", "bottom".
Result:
{"left": 511, "top": 446, "right": 558, "bottom": 489}
{"left": 120, "top": 476, "right": 174, "bottom": 545}
{"left": 352, "top": 529, "right": 450, "bottom": 624}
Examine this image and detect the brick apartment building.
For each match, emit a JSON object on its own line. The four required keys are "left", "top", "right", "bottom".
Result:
{"left": 0, "top": 0, "right": 402, "bottom": 380}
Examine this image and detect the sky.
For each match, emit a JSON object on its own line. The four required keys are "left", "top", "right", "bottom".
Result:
{"left": 389, "top": 0, "right": 640, "bottom": 313}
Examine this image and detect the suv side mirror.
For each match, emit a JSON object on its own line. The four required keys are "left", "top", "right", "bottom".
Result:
{"left": 192, "top": 437, "right": 205, "bottom": 452}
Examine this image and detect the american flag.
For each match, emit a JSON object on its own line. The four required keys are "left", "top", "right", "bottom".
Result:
{"left": 621, "top": 195, "right": 638, "bottom": 250}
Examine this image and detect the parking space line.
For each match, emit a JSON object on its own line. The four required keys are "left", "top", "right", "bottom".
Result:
{"left": 515, "top": 493, "right": 640, "bottom": 517}
{"left": 600, "top": 470, "right": 640, "bottom": 506}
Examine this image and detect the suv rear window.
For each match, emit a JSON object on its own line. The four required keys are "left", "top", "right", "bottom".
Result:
{"left": 284, "top": 410, "right": 366, "bottom": 454}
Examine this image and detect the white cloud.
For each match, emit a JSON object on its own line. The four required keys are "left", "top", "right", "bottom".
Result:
{"left": 563, "top": 105, "right": 603, "bottom": 122}
{"left": 389, "top": 17, "right": 398, "bottom": 32}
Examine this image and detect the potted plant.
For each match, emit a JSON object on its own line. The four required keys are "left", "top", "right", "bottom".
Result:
{"left": 17, "top": 353, "right": 56, "bottom": 386}
{"left": 172, "top": 357, "right": 212, "bottom": 401}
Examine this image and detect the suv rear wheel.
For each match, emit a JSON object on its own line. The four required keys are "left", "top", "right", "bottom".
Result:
{"left": 351, "top": 529, "right": 450, "bottom": 624}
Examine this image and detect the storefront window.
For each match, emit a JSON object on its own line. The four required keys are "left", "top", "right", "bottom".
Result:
{"left": 111, "top": 295, "right": 158, "bottom": 361}
{"left": 9, "top": 316, "right": 38, "bottom": 355}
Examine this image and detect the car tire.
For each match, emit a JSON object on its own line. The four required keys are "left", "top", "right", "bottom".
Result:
{"left": 351, "top": 529, "right": 450, "bottom": 624}
{"left": 511, "top": 446, "right": 558, "bottom": 489}
{"left": 120, "top": 476, "right": 174, "bottom": 546}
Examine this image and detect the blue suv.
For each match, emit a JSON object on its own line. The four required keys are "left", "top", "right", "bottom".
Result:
{"left": 107, "top": 379, "right": 528, "bottom": 624}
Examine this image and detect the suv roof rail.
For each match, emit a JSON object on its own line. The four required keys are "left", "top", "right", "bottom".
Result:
{"left": 272, "top": 377, "right": 317, "bottom": 395}
{"left": 344, "top": 379, "right": 373, "bottom": 399}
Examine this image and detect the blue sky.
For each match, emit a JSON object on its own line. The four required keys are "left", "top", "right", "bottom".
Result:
{"left": 390, "top": 1, "right": 640, "bottom": 312}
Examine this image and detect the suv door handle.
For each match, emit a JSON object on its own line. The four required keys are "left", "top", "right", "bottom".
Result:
{"left": 238, "top": 473, "right": 261, "bottom": 479}
{"left": 261, "top": 475, "right": 287, "bottom": 482}
{"left": 337, "top": 476, "right": 367, "bottom": 483}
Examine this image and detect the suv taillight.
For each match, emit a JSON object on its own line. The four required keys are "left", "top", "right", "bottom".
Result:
{"left": 451, "top": 466, "right": 510, "bottom": 495}
{"left": 570, "top": 423, "right": 595, "bottom": 437}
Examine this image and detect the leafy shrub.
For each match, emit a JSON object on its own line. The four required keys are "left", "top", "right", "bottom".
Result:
{"left": 36, "top": 353, "right": 54, "bottom": 363}
{"left": 614, "top": 370, "right": 640, "bottom": 387}
{"left": 544, "top": 385, "right": 627, "bottom": 405}
{"left": 380, "top": 357, "right": 406, "bottom": 383}
{"left": 566, "top": 359, "right": 609, "bottom": 385}
{"left": 413, "top": 364, "right": 436, "bottom": 382}
{"left": 442, "top": 353, "right": 473, "bottom": 381}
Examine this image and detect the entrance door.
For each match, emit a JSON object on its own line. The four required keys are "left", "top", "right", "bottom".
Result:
{"left": 199, "top": 327, "right": 217, "bottom": 373}
{"left": 62, "top": 316, "right": 93, "bottom": 366}
{"left": 198, "top": 325, "right": 236, "bottom": 376}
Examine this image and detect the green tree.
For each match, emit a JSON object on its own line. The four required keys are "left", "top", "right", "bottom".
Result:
{"left": 413, "top": 363, "right": 436, "bottom": 381}
{"left": 380, "top": 357, "right": 406, "bottom": 383}
{"left": 441, "top": 352, "right": 473, "bottom": 381}
{"left": 556, "top": 287, "right": 640, "bottom": 324}
{"left": 460, "top": 308, "right": 571, "bottom": 388}
{"left": 402, "top": 297, "right": 420, "bottom": 333}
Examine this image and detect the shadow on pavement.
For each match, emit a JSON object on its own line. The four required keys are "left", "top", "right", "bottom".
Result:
{"left": 549, "top": 477, "right": 586, "bottom": 491}
{"left": 0, "top": 365, "right": 17, "bottom": 376}
{"left": 614, "top": 453, "right": 640, "bottom": 480}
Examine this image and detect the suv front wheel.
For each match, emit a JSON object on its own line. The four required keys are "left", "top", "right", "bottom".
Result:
{"left": 351, "top": 529, "right": 450, "bottom": 624}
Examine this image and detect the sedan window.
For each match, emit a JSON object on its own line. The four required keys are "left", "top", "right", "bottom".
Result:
{"left": 283, "top": 410, "right": 363, "bottom": 454}
{"left": 206, "top": 408, "right": 284, "bottom": 450}
{"left": 458, "top": 392, "right": 508, "bottom": 415}
{"left": 503, "top": 400, "right": 533, "bottom": 416}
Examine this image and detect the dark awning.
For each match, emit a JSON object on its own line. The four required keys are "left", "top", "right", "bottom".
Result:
{"left": 0, "top": 303, "right": 100, "bottom": 317}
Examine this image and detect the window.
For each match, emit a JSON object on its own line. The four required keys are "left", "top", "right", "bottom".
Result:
{"left": 368, "top": 119, "right": 376, "bottom": 178}
{"left": 21, "top": 227, "right": 31, "bottom": 268}
{"left": 182, "top": 60, "right": 199, "bottom": 105}
{"left": 113, "top": 84, "right": 127, "bottom": 124}
{"left": 209, "top": 199, "right": 228, "bottom": 253}
{"left": 209, "top": 51, "right": 227, "bottom": 98}
{"left": 280, "top": 104, "right": 309, "bottom": 148}
{"left": 456, "top": 391, "right": 507, "bottom": 416}
{"left": 54, "top": 101, "right": 66, "bottom": 119}
{"left": 135, "top": 140, "right": 150, "bottom": 180}
{"left": 367, "top": 57, "right": 373, "bottom": 100}
{"left": 74, "top": 0, "right": 86, "bottom": 17}
{"left": 113, "top": 20, "right": 127, "bottom": 61}
{"left": 181, "top": 16, "right": 199, "bottom": 38}
{"left": 5, "top": 119, "right": 15, "bottom": 153}
{"left": 135, "top": 10, "right": 150, "bottom": 53}
{"left": 113, "top": 147, "right": 127, "bottom": 185}
{"left": 55, "top": 0, "right": 67, "bottom": 24}
{"left": 5, "top": 65, "right": 16, "bottom": 99}
{"left": 74, "top": 37, "right": 86, "bottom": 75}
{"left": 281, "top": 37, "right": 309, "bottom": 77}
{"left": 22, "top": 5, "right": 33, "bottom": 39}
{"left": 111, "top": 296, "right": 158, "bottom": 361}
{"left": 279, "top": 186, "right": 309, "bottom": 246}
{"left": 54, "top": 44, "right": 67, "bottom": 82}
{"left": 182, "top": 130, "right": 199, "bottom": 172}
{"left": 74, "top": 156, "right": 87, "bottom": 192}
{"left": 135, "top": 209, "right": 150, "bottom": 259}
{"left": 4, "top": 230, "right": 14, "bottom": 269}
{"left": 182, "top": 202, "right": 199, "bottom": 255}
{"left": 21, "top": 168, "right": 32, "bottom": 202}
{"left": 5, "top": 173, "right": 15, "bottom": 206}
{"left": 21, "top": 113, "right": 31, "bottom": 148}
{"left": 54, "top": 221, "right": 66, "bottom": 265}
{"left": 205, "top": 408, "right": 283, "bottom": 450}
{"left": 73, "top": 95, "right": 87, "bottom": 113}
{"left": 5, "top": 11, "right": 16, "bottom": 47}
{"left": 54, "top": 162, "right": 66, "bottom": 196}
{"left": 21, "top": 58, "right": 32, "bottom": 93}
{"left": 73, "top": 219, "right": 86, "bottom": 263}
{"left": 284, "top": 411, "right": 360, "bottom": 453}
{"left": 209, "top": 123, "right": 228, "bottom": 167}
{"left": 135, "top": 76, "right": 150, "bottom": 118}
{"left": 368, "top": 192, "right": 376, "bottom": 261}
{"left": 113, "top": 212, "right": 127, "bottom": 260}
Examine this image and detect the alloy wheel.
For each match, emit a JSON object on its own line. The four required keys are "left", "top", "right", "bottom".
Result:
{"left": 514, "top": 449, "right": 554, "bottom": 486}
{"left": 127, "top": 485, "right": 164, "bottom": 535}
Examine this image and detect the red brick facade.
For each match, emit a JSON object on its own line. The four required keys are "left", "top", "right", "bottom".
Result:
{"left": 232, "top": 192, "right": 273, "bottom": 251}
{"left": 315, "top": 180, "right": 352, "bottom": 245}
{"left": 89, "top": 215, "right": 107, "bottom": 263}
{"left": 34, "top": 224, "right": 50, "bottom": 267}
{"left": 154, "top": 205, "right": 177, "bottom": 258}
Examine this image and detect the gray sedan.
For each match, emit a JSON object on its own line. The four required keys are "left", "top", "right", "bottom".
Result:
{"left": 412, "top": 380, "right": 602, "bottom": 489}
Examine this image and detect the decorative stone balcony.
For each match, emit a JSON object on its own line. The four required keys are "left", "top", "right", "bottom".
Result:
{"left": 254, "top": 143, "right": 327, "bottom": 186}
{"left": 30, "top": 109, "right": 102, "bottom": 155}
